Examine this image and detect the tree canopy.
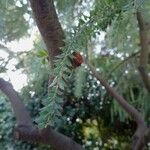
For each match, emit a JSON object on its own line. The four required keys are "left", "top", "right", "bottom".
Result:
{"left": 0, "top": 0, "right": 150, "bottom": 150}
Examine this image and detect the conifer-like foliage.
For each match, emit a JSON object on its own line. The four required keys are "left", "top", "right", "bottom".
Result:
{"left": 1, "top": 0, "right": 150, "bottom": 149}
{"left": 36, "top": 0, "right": 150, "bottom": 128}
{"left": 0, "top": 0, "right": 30, "bottom": 42}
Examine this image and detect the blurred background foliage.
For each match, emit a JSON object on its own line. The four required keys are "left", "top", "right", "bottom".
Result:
{"left": 0, "top": 0, "right": 150, "bottom": 149}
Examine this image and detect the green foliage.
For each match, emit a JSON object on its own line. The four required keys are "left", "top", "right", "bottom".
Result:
{"left": 36, "top": 9, "right": 104, "bottom": 126}
{"left": 106, "top": 9, "right": 139, "bottom": 53}
{"left": 74, "top": 66, "right": 87, "bottom": 98}
{"left": 0, "top": 0, "right": 30, "bottom": 42}
{"left": 0, "top": 94, "right": 32, "bottom": 150}
{"left": 37, "top": 0, "right": 150, "bottom": 129}
{"left": 38, "top": 51, "right": 74, "bottom": 127}
{"left": 36, "top": 6, "right": 104, "bottom": 126}
{"left": 36, "top": 49, "right": 48, "bottom": 58}
{"left": 1, "top": 0, "right": 150, "bottom": 149}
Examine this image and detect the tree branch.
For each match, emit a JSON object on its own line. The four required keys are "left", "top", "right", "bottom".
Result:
{"left": 0, "top": 1, "right": 85, "bottom": 149}
{"left": 145, "top": 22, "right": 150, "bottom": 30}
{"left": 84, "top": 58, "right": 148, "bottom": 150}
{"left": 0, "top": 78, "right": 84, "bottom": 150}
{"left": 29, "top": 0, "right": 65, "bottom": 67}
{"left": 0, "top": 78, "right": 33, "bottom": 126}
{"left": 107, "top": 51, "right": 140, "bottom": 79}
{"left": 145, "top": 127, "right": 150, "bottom": 144}
{"left": 14, "top": 125, "right": 83, "bottom": 150}
{"left": 138, "top": 66, "right": 150, "bottom": 93}
{"left": 136, "top": 11, "right": 150, "bottom": 93}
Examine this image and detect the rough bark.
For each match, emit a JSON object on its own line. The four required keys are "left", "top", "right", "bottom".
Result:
{"left": 29, "top": 0, "right": 65, "bottom": 67}
{"left": 0, "top": 0, "right": 149, "bottom": 149}
{"left": 0, "top": 78, "right": 84, "bottom": 150}
{"left": 136, "top": 11, "right": 150, "bottom": 93}
{"left": 14, "top": 125, "right": 83, "bottom": 150}
{"left": 0, "top": 78, "right": 33, "bottom": 127}
{"left": 0, "top": 0, "right": 84, "bottom": 149}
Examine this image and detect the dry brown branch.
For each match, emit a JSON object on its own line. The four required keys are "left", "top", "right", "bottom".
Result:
{"left": 136, "top": 11, "right": 150, "bottom": 93}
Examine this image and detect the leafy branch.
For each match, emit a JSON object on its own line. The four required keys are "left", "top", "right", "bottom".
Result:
{"left": 84, "top": 57, "right": 148, "bottom": 150}
{"left": 38, "top": 11, "right": 105, "bottom": 126}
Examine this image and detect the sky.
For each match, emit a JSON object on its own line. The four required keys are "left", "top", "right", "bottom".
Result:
{"left": 0, "top": 0, "right": 106, "bottom": 92}
{"left": 0, "top": 27, "right": 38, "bottom": 91}
{"left": 0, "top": 29, "right": 105, "bottom": 91}
{"left": 0, "top": 0, "right": 38, "bottom": 91}
{"left": 0, "top": 1, "right": 106, "bottom": 92}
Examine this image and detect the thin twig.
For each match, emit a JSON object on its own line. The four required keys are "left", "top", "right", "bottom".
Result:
{"left": 84, "top": 58, "right": 144, "bottom": 124}
{"left": 107, "top": 51, "right": 140, "bottom": 79}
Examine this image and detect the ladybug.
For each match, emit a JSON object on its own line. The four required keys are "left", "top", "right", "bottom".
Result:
{"left": 71, "top": 52, "right": 83, "bottom": 68}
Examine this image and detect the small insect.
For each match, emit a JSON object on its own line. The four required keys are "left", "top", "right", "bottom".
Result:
{"left": 56, "top": 52, "right": 83, "bottom": 96}
{"left": 71, "top": 52, "right": 83, "bottom": 68}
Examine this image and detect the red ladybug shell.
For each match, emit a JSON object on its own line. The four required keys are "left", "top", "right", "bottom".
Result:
{"left": 72, "top": 52, "right": 83, "bottom": 68}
